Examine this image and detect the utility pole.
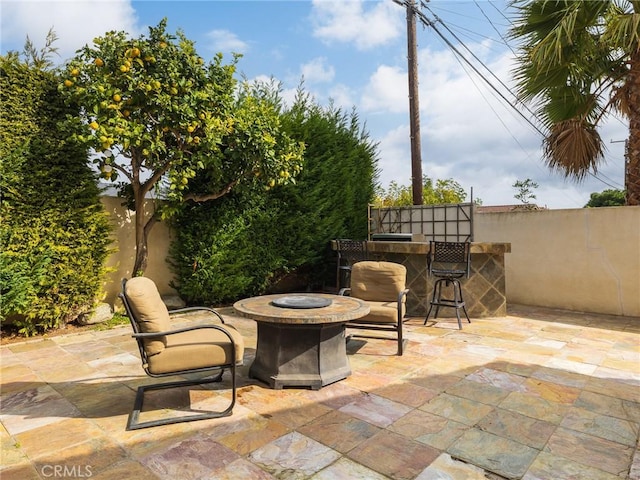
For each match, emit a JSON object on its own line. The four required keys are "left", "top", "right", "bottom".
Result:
{"left": 395, "top": 0, "right": 423, "bottom": 204}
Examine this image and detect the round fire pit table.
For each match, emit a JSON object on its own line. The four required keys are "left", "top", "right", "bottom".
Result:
{"left": 233, "top": 293, "right": 369, "bottom": 390}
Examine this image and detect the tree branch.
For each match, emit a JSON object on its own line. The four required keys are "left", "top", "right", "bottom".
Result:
{"left": 183, "top": 180, "right": 238, "bottom": 203}
{"left": 140, "top": 160, "right": 172, "bottom": 196}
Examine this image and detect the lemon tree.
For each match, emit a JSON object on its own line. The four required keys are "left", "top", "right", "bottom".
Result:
{"left": 61, "top": 19, "right": 303, "bottom": 274}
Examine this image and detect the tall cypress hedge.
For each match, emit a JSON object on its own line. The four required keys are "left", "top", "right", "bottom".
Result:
{"left": 0, "top": 53, "right": 112, "bottom": 335}
{"left": 169, "top": 91, "right": 377, "bottom": 305}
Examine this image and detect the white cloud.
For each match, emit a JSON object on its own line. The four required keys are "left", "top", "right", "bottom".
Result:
{"left": 365, "top": 40, "right": 627, "bottom": 208}
{"left": 327, "top": 83, "right": 355, "bottom": 110}
{"left": 311, "top": 0, "right": 403, "bottom": 50}
{"left": 376, "top": 124, "right": 413, "bottom": 186}
{"left": 1, "top": 0, "right": 140, "bottom": 63}
{"left": 361, "top": 65, "right": 408, "bottom": 113}
{"left": 300, "top": 57, "right": 335, "bottom": 84}
{"left": 206, "top": 29, "right": 249, "bottom": 54}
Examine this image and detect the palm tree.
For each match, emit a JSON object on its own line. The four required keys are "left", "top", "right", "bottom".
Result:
{"left": 510, "top": 0, "right": 640, "bottom": 205}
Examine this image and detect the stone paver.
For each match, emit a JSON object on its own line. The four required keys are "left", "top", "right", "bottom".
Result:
{"left": 1, "top": 304, "right": 639, "bottom": 479}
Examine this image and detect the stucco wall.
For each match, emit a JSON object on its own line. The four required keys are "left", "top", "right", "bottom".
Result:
{"left": 474, "top": 206, "right": 640, "bottom": 317}
{"left": 101, "top": 196, "right": 177, "bottom": 307}
{"left": 101, "top": 196, "right": 640, "bottom": 317}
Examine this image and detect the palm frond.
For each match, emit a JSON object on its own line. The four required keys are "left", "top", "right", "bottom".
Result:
{"left": 543, "top": 119, "right": 605, "bottom": 180}
{"left": 610, "top": 83, "right": 632, "bottom": 117}
{"left": 603, "top": 7, "right": 640, "bottom": 53}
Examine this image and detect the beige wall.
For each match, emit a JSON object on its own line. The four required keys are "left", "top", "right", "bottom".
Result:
{"left": 101, "top": 196, "right": 177, "bottom": 307}
{"left": 101, "top": 196, "right": 640, "bottom": 317}
{"left": 474, "top": 206, "right": 640, "bottom": 317}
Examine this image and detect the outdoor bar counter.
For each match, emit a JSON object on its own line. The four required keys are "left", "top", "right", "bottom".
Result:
{"left": 334, "top": 240, "right": 511, "bottom": 318}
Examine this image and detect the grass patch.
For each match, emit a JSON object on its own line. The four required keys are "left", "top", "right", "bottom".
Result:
{"left": 91, "top": 312, "right": 130, "bottom": 331}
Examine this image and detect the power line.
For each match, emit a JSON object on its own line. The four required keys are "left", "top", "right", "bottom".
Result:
{"left": 423, "top": 3, "right": 543, "bottom": 134}
{"left": 472, "top": 0, "right": 516, "bottom": 56}
{"left": 414, "top": 1, "right": 625, "bottom": 192}
{"left": 413, "top": 5, "right": 545, "bottom": 137}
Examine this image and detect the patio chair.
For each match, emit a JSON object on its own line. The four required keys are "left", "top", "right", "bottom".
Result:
{"left": 119, "top": 277, "right": 244, "bottom": 430}
{"left": 424, "top": 241, "right": 471, "bottom": 329}
{"left": 340, "top": 261, "right": 409, "bottom": 355}
{"left": 335, "top": 239, "right": 368, "bottom": 290}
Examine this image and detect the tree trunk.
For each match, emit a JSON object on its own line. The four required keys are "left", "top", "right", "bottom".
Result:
{"left": 132, "top": 189, "right": 148, "bottom": 275}
{"left": 626, "top": 49, "right": 640, "bottom": 206}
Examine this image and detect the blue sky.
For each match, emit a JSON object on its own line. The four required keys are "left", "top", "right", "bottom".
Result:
{"left": 1, "top": 0, "right": 628, "bottom": 208}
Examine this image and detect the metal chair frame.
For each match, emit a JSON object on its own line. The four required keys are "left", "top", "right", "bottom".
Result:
{"left": 424, "top": 241, "right": 471, "bottom": 329}
{"left": 340, "top": 286, "right": 410, "bottom": 355}
{"left": 119, "top": 279, "right": 237, "bottom": 430}
{"left": 335, "top": 239, "right": 368, "bottom": 290}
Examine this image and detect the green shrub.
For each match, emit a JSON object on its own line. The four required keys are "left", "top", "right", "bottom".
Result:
{"left": 0, "top": 53, "right": 113, "bottom": 335}
{"left": 584, "top": 189, "right": 626, "bottom": 207}
{"left": 169, "top": 88, "right": 377, "bottom": 304}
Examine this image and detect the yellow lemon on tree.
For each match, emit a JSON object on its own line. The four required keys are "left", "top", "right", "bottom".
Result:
{"left": 70, "top": 68, "right": 80, "bottom": 77}
{"left": 89, "top": 121, "right": 99, "bottom": 130}
{"left": 63, "top": 79, "right": 74, "bottom": 87}
{"left": 159, "top": 41, "right": 167, "bottom": 49}
{"left": 187, "top": 125, "right": 195, "bottom": 133}
{"left": 119, "top": 65, "right": 129, "bottom": 73}
{"left": 130, "top": 47, "right": 141, "bottom": 58}
{"left": 94, "top": 58, "right": 104, "bottom": 67}
{"left": 113, "top": 94, "right": 122, "bottom": 102}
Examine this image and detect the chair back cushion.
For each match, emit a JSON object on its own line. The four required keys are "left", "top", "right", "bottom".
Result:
{"left": 124, "top": 277, "right": 170, "bottom": 356}
{"left": 351, "top": 261, "right": 406, "bottom": 302}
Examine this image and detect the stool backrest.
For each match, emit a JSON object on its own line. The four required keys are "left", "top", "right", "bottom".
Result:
{"left": 336, "top": 239, "right": 368, "bottom": 263}
{"left": 428, "top": 241, "right": 471, "bottom": 278}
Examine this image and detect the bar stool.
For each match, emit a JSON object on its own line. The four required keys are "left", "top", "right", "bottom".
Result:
{"left": 424, "top": 241, "right": 471, "bottom": 329}
{"left": 335, "top": 239, "right": 368, "bottom": 290}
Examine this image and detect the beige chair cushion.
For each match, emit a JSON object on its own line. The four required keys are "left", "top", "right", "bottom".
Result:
{"left": 124, "top": 277, "right": 171, "bottom": 356}
{"left": 349, "top": 300, "right": 405, "bottom": 324}
{"left": 147, "top": 325, "right": 245, "bottom": 375}
{"left": 351, "top": 261, "right": 407, "bottom": 302}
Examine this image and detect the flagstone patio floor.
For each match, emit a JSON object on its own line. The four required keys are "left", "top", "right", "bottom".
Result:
{"left": 1, "top": 304, "right": 639, "bottom": 479}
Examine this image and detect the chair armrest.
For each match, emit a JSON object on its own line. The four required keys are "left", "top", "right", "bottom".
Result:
{"left": 338, "top": 287, "right": 351, "bottom": 296}
{"left": 168, "top": 306, "right": 225, "bottom": 324}
{"left": 398, "top": 288, "right": 409, "bottom": 319}
{"left": 397, "top": 288, "right": 409, "bottom": 303}
{"left": 132, "top": 324, "right": 234, "bottom": 343}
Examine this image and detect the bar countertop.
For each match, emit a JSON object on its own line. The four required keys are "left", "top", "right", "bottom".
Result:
{"left": 332, "top": 240, "right": 511, "bottom": 255}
